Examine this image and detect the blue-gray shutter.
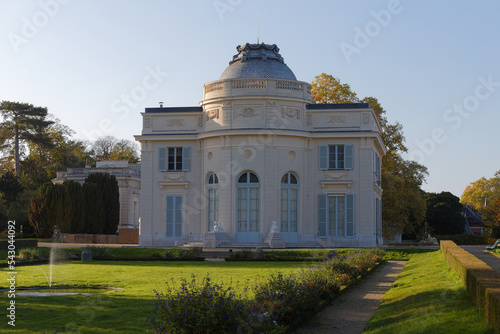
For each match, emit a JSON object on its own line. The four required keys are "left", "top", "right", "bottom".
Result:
{"left": 165, "top": 195, "right": 174, "bottom": 236}
{"left": 376, "top": 197, "right": 382, "bottom": 243}
{"left": 182, "top": 146, "right": 191, "bottom": 171}
{"left": 174, "top": 195, "right": 182, "bottom": 237}
{"left": 318, "top": 193, "right": 327, "bottom": 237}
{"left": 319, "top": 145, "right": 328, "bottom": 170}
{"left": 345, "top": 193, "right": 355, "bottom": 237}
{"left": 344, "top": 144, "right": 353, "bottom": 170}
{"left": 376, "top": 154, "right": 381, "bottom": 178}
{"left": 158, "top": 147, "right": 166, "bottom": 171}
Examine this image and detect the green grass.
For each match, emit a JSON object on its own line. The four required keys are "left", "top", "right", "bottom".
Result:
{"left": 362, "top": 250, "right": 493, "bottom": 334}
{"left": 0, "top": 260, "right": 309, "bottom": 333}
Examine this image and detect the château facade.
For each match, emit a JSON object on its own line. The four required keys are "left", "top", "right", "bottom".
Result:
{"left": 135, "top": 43, "right": 386, "bottom": 248}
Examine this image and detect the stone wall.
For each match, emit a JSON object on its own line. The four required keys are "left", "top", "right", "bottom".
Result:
{"left": 118, "top": 228, "right": 139, "bottom": 244}
{"left": 441, "top": 240, "right": 500, "bottom": 333}
{"left": 61, "top": 233, "right": 118, "bottom": 244}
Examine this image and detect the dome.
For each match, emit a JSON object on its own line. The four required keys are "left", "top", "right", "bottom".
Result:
{"left": 219, "top": 43, "right": 297, "bottom": 81}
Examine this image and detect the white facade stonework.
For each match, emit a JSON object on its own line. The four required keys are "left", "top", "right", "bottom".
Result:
{"left": 135, "top": 43, "right": 386, "bottom": 248}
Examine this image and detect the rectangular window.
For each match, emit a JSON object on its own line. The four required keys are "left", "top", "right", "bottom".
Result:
{"left": 159, "top": 146, "right": 191, "bottom": 171}
{"left": 165, "top": 194, "right": 182, "bottom": 237}
{"left": 319, "top": 144, "right": 353, "bottom": 170}
{"left": 329, "top": 145, "right": 344, "bottom": 169}
{"left": 281, "top": 188, "right": 298, "bottom": 233}
{"left": 318, "top": 193, "right": 355, "bottom": 238}
{"left": 207, "top": 188, "right": 218, "bottom": 232}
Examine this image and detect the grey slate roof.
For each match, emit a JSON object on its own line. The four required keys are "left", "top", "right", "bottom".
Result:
{"left": 220, "top": 43, "right": 297, "bottom": 81}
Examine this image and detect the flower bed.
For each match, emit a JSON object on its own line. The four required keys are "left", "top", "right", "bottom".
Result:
{"left": 151, "top": 249, "right": 384, "bottom": 334}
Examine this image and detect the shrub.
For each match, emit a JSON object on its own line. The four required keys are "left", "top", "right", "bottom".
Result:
{"left": 227, "top": 249, "right": 253, "bottom": 260}
{"left": 151, "top": 275, "right": 258, "bottom": 334}
{"left": 253, "top": 273, "right": 322, "bottom": 326}
{"left": 18, "top": 248, "right": 41, "bottom": 261}
{"left": 254, "top": 250, "right": 384, "bottom": 327}
{"left": 151, "top": 249, "right": 385, "bottom": 333}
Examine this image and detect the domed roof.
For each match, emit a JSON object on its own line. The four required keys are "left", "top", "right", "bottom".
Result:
{"left": 219, "top": 43, "right": 297, "bottom": 81}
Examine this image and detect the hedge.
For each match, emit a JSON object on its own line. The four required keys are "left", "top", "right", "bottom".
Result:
{"left": 441, "top": 240, "right": 500, "bottom": 333}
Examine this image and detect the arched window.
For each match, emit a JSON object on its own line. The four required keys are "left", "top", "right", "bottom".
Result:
{"left": 237, "top": 172, "right": 260, "bottom": 235}
{"left": 207, "top": 173, "right": 218, "bottom": 232}
{"left": 281, "top": 172, "right": 299, "bottom": 236}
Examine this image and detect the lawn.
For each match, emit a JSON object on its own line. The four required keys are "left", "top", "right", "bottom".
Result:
{"left": 0, "top": 260, "right": 309, "bottom": 333}
{"left": 362, "top": 250, "right": 493, "bottom": 334}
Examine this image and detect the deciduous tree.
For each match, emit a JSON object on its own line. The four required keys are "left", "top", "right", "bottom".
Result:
{"left": 311, "top": 73, "right": 428, "bottom": 239}
{"left": 461, "top": 171, "right": 500, "bottom": 237}
{"left": 425, "top": 192, "right": 465, "bottom": 235}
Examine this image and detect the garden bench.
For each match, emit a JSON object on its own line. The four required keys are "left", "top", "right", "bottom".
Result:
{"left": 485, "top": 240, "right": 500, "bottom": 250}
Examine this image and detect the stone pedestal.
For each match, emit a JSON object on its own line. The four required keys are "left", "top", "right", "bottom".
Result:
{"left": 203, "top": 232, "right": 231, "bottom": 248}
{"left": 81, "top": 249, "right": 93, "bottom": 262}
{"left": 265, "top": 232, "right": 286, "bottom": 249}
{"left": 118, "top": 228, "right": 139, "bottom": 244}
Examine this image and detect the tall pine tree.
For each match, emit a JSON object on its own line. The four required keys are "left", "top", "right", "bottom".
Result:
{"left": 0, "top": 101, "right": 54, "bottom": 175}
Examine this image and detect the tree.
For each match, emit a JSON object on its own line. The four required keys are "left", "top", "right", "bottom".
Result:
{"left": 92, "top": 136, "right": 117, "bottom": 160}
{"left": 23, "top": 116, "right": 88, "bottom": 184}
{"left": 28, "top": 183, "right": 72, "bottom": 237}
{"left": 381, "top": 156, "right": 428, "bottom": 239}
{"left": 311, "top": 73, "right": 428, "bottom": 239}
{"left": 63, "top": 181, "right": 85, "bottom": 233}
{"left": 85, "top": 173, "right": 119, "bottom": 234}
{"left": 82, "top": 182, "right": 105, "bottom": 234}
{"left": 461, "top": 171, "right": 500, "bottom": 237}
{"left": 109, "top": 139, "right": 140, "bottom": 163}
{"left": 425, "top": 192, "right": 465, "bottom": 235}
{"left": 0, "top": 171, "right": 23, "bottom": 204}
{"left": 311, "top": 73, "right": 359, "bottom": 103}
{"left": 0, "top": 101, "right": 54, "bottom": 175}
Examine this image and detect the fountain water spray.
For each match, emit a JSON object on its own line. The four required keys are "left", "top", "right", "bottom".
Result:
{"left": 48, "top": 226, "right": 62, "bottom": 287}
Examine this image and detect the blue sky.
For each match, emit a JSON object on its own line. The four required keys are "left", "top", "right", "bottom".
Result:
{"left": 1, "top": 0, "right": 499, "bottom": 197}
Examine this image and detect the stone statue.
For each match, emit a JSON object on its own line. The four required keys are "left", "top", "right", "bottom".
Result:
{"left": 270, "top": 221, "right": 279, "bottom": 233}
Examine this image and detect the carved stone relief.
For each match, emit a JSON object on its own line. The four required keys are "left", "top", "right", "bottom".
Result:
{"left": 281, "top": 107, "right": 300, "bottom": 119}
{"left": 324, "top": 170, "right": 348, "bottom": 180}
{"left": 206, "top": 108, "right": 219, "bottom": 120}
{"left": 144, "top": 118, "right": 151, "bottom": 128}
{"left": 167, "top": 119, "right": 184, "bottom": 127}
{"left": 328, "top": 116, "right": 346, "bottom": 124}
{"left": 363, "top": 113, "right": 372, "bottom": 124}
{"left": 235, "top": 106, "right": 261, "bottom": 118}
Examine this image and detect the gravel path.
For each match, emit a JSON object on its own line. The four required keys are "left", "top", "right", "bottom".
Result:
{"left": 293, "top": 260, "right": 406, "bottom": 334}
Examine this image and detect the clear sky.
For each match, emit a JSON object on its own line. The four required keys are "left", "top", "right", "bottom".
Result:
{"left": 1, "top": 0, "right": 499, "bottom": 198}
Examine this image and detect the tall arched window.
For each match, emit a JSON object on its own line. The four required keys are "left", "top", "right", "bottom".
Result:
{"left": 207, "top": 173, "right": 218, "bottom": 232}
{"left": 281, "top": 172, "right": 299, "bottom": 240}
{"left": 237, "top": 172, "right": 260, "bottom": 239}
